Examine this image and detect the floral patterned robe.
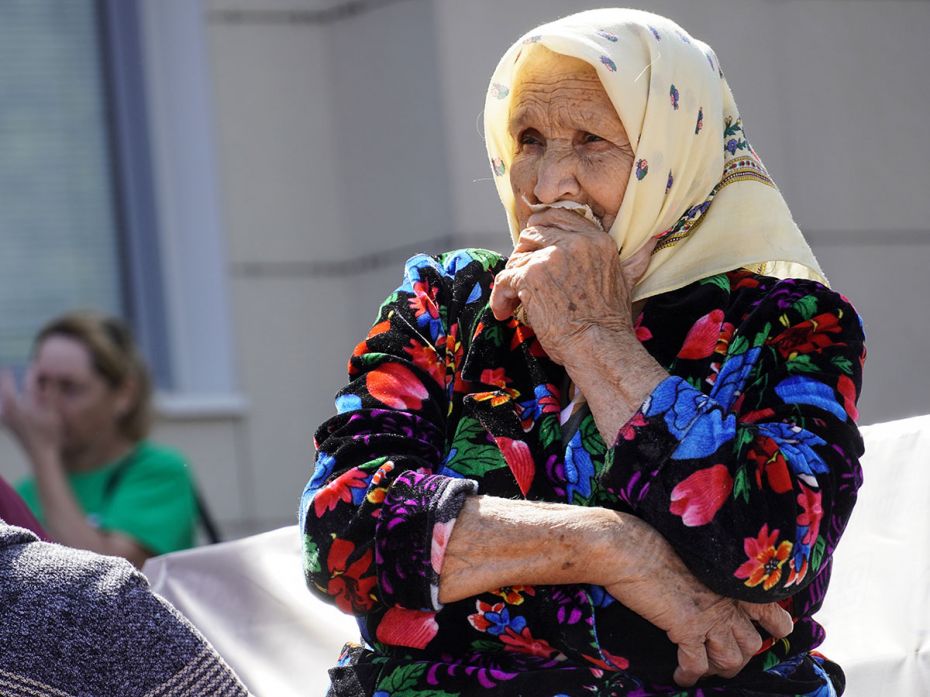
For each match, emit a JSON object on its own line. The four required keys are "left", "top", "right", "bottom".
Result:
{"left": 301, "top": 248, "right": 864, "bottom": 697}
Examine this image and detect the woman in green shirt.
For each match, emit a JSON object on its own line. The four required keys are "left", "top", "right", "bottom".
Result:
{"left": 1, "top": 312, "right": 197, "bottom": 568}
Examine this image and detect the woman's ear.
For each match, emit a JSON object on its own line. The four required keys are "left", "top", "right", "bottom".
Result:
{"left": 113, "top": 376, "right": 138, "bottom": 419}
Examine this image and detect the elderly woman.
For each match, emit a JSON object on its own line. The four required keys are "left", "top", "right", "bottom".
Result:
{"left": 301, "top": 9, "right": 864, "bottom": 697}
{"left": 1, "top": 312, "right": 198, "bottom": 568}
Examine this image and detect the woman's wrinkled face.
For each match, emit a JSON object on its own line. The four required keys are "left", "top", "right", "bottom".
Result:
{"left": 509, "top": 53, "right": 634, "bottom": 233}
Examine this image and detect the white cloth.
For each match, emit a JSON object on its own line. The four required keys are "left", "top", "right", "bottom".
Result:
{"left": 143, "top": 416, "right": 930, "bottom": 697}
{"left": 483, "top": 8, "right": 827, "bottom": 301}
{"left": 816, "top": 414, "right": 930, "bottom": 696}
{"left": 143, "top": 526, "right": 359, "bottom": 697}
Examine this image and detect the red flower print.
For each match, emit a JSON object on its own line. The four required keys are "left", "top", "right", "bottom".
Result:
{"left": 583, "top": 649, "right": 631, "bottom": 671}
{"left": 376, "top": 607, "right": 439, "bottom": 649}
{"left": 633, "top": 312, "right": 653, "bottom": 343}
{"left": 326, "top": 539, "right": 377, "bottom": 613}
{"left": 468, "top": 600, "right": 504, "bottom": 632}
{"left": 796, "top": 483, "right": 823, "bottom": 546}
{"left": 403, "top": 338, "right": 444, "bottom": 387}
{"left": 677, "top": 309, "right": 725, "bottom": 359}
{"left": 495, "top": 437, "right": 535, "bottom": 496}
{"left": 617, "top": 411, "right": 648, "bottom": 442}
{"left": 481, "top": 367, "right": 509, "bottom": 389}
{"left": 734, "top": 524, "right": 793, "bottom": 590}
{"left": 313, "top": 467, "right": 369, "bottom": 517}
{"left": 407, "top": 279, "right": 440, "bottom": 321}
{"left": 366, "top": 363, "right": 429, "bottom": 410}
{"left": 746, "top": 436, "right": 793, "bottom": 493}
{"left": 493, "top": 585, "right": 536, "bottom": 605}
{"left": 669, "top": 464, "right": 733, "bottom": 527}
{"left": 499, "top": 626, "right": 559, "bottom": 659}
{"left": 836, "top": 374, "right": 858, "bottom": 421}
{"left": 766, "top": 312, "right": 842, "bottom": 358}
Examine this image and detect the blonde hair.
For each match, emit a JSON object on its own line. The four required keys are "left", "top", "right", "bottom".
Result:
{"left": 34, "top": 311, "right": 153, "bottom": 441}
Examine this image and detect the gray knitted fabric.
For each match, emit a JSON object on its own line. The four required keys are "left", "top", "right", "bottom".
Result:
{"left": 0, "top": 522, "right": 250, "bottom": 697}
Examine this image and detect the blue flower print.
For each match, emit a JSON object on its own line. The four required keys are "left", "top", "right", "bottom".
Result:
{"left": 299, "top": 451, "right": 338, "bottom": 530}
{"left": 484, "top": 607, "right": 527, "bottom": 636}
{"left": 564, "top": 432, "right": 595, "bottom": 503}
{"left": 645, "top": 378, "right": 736, "bottom": 459}
{"left": 710, "top": 347, "right": 762, "bottom": 410}
{"left": 335, "top": 392, "right": 363, "bottom": 414}
{"left": 666, "top": 171, "right": 674, "bottom": 194}
{"left": 466, "top": 281, "right": 483, "bottom": 304}
{"left": 648, "top": 25, "right": 661, "bottom": 40}
{"left": 726, "top": 139, "right": 739, "bottom": 155}
{"left": 756, "top": 423, "right": 829, "bottom": 476}
{"left": 635, "top": 159, "right": 649, "bottom": 180}
{"left": 599, "top": 55, "right": 617, "bottom": 72}
{"left": 775, "top": 376, "right": 848, "bottom": 421}
{"left": 596, "top": 29, "right": 619, "bottom": 42}
{"left": 669, "top": 84, "right": 680, "bottom": 110}
{"left": 695, "top": 107, "right": 704, "bottom": 134}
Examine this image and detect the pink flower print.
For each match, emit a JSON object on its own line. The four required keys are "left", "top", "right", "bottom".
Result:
{"left": 695, "top": 107, "right": 704, "bottom": 134}
{"left": 635, "top": 159, "right": 649, "bottom": 180}
{"left": 599, "top": 55, "right": 617, "bottom": 72}
{"left": 596, "top": 29, "right": 619, "bottom": 42}
{"left": 431, "top": 519, "right": 454, "bottom": 573}
{"left": 669, "top": 84, "right": 680, "bottom": 110}
{"left": 634, "top": 311, "right": 653, "bottom": 343}
{"left": 669, "top": 464, "right": 733, "bottom": 527}
{"left": 499, "top": 626, "right": 560, "bottom": 659}
{"left": 495, "top": 437, "right": 535, "bottom": 496}
{"left": 677, "top": 309, "right": 725, "bottom": 360}
{"left": 491, "top": 157, "right": 506, "bottom": 176}
{"left": 796, "top": 483, "right": 823, "bottom": 546}
{"left": 617, "top": 411, "right": 648, "bottom": 443}
{"left": 375, "top": 607, "right": 439, "bottom": 649}
{"left": 366, "top": 362, "right": 429, "bottom": 410}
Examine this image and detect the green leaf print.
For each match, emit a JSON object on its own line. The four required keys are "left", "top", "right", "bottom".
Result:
{"left": 484, "top": 324, "right": 504, "bottom": 348}
{"left": 791, "top": 294, "right": 818, "bottom": 322}
{"left": 830, "top": 354, "right": 854, "bottom": 375}
{"left": 699, "top": 273, "right": 730, "bottom": 293}
{"left": 539, "top": 415, "right": 560, "bottom": 449}
{"left": 303, "top": 536, "right": 321, "bottom": 574}
{"left": 733, "top": 466, "right": 750, "bottom": 503}
{"left": 445, "top": 417, "right": 507, "bottom": 477}
{"left": 752, "top": 322, "right": 772, "bottom": 347}
{"left": 786, "top": 354, "right": 820, "bottom": 374}
{"left": 377, "top": 663, "right": 427, "bottom": 692}
{"left": 811, "top": 535, "right": 827, "bottom": 572}
{"left": 762, "top": 651, "right": 781, "bottom": 670}
{"left": 728, "top": 334, "right": 749, "bottom": 357}
{"left": 357, "top": 352, "right": 390, "bottom": 366}
{"left": 579, "top": 413, "right": 607, "bottom": 456}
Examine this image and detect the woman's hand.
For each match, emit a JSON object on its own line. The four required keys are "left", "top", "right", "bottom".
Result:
{"left": 0, "top": 369, "right": 61, "bottom": 459}
{"left": 490, "top": 207, "right": 636, "bottom": 366}
{"left": 602, "top": 513, "right": 794, "bottom": 687}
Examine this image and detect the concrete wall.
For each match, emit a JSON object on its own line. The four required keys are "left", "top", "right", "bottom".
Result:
{"left": 4, "top": 0, "right": 926, "bottom": 540}
{"left": 204, "top": 0, "right": 930, "bottom": 535}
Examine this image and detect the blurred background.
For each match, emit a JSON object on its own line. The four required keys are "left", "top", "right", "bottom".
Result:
{"left": 1, "top": 0, "right": 927, "bottom": 541}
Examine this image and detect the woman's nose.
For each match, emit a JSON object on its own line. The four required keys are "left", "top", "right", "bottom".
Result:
{"left": 533, "top": 144, "right": 580, "bottom": 204}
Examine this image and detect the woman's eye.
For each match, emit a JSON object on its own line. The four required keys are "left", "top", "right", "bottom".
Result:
{"left": 518, "top": 129, "right": 543, "bottom": 147}
{"left": 582, "top": 132, "right": 604, "bottom": 143}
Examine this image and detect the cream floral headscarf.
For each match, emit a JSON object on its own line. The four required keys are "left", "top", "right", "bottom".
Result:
{"left": 483, "top": 8, "right": 827, "bottom": 301}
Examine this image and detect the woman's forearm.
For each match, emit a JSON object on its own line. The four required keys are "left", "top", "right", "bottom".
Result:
{"left": 564, "top": 325, "right": 668, "bottom": 444}
{"left": 438, "top": 494, "right": 654, "bottom": 604}
{"left": 31, "top": 447, "right": 149, "bottom": 567}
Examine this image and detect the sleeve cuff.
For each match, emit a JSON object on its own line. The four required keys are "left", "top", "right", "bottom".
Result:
{"left": 375, "top": 470, "right": 478, "bottom": 611}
